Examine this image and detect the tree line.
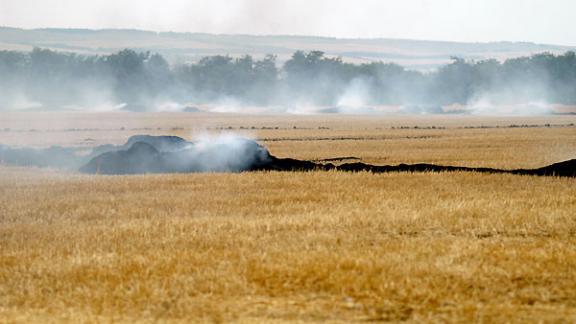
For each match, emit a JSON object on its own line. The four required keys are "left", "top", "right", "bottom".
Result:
{"left": 0, "top": 47, "right": 575, "bottom": 110}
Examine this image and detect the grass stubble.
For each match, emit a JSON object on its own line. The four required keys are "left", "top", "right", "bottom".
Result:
{"left": 0, "top": 113, "right": 575, "bottom": 322}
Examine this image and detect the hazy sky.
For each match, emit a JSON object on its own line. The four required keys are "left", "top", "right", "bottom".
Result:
{"left": 1, "top": 0, "right": 574, "bottom": 45}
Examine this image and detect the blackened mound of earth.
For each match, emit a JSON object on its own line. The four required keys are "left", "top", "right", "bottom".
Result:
{"left": 527, "top": 159, "right": 576, "bottom": 177}
{"left": 79, "top": 142, "right": 165, "bottom": 174}
{"left": 330, "top": 160, "right": 576, "bottom": 177}
{"left": 124, "top": 135, "right": 190, "bottom": 152}
{"left": 80, "top": 135, "right": 273, "bottom": 174}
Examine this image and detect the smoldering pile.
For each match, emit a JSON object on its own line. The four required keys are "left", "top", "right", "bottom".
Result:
{"left": 0, "top": 135, "right": 276, "bottom": 174}
{"left": 79, "top": 135, "right": 277, "bottom": 174}
{"left": 0, "top": 135, "right": 575, "bottom": 177}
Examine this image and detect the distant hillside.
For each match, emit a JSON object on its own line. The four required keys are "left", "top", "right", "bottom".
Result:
{"left": 0, "top": 27, "right": 574, "bottom": 70}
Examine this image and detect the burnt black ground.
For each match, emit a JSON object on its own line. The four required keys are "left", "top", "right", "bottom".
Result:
{"left": 255, "top": 155, "right": 576, "bottom": 178}
{"left": 1, "top": 135, "right": 575, "bottom": 177}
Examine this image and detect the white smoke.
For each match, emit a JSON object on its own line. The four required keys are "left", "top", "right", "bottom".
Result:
{"left": 154, "top": 101, "right": 187, "bottom": 112}
{"left": 335, "top": 78, "right": 373, "bottom": 113}
{"left": 284, "top": 101, "right": 322, "bottom": 114}
{"left": 0, "top": 91, "right": 42, "bottom": 111}
{"left": 0, "top": 133, "right": 273, "bottom": 174}
{"left": 185, "top": 132, "right": 270, "bottom": 172}
{"left": 207, "top": 97, "right": 245, "bottom": 113}
{"left": 466, "top": 95, "right": 554, "bottom": 116}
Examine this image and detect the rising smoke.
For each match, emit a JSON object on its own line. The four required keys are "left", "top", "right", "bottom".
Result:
{"left": 0, "top": 49, "right": 575, "bottom": 115}
{"left": 0, "top": 134, "right": 272, "bottom": 174}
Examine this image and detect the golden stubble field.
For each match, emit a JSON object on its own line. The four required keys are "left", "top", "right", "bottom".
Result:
{"left": 1, "top": 112, "right": 576, "bottom": 322}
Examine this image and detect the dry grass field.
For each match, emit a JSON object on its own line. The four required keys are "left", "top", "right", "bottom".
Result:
{"left": 1, "top": 112, "right": 576, "bottom": 322}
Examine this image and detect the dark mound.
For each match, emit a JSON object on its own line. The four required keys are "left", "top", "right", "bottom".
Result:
{"left": 79, "top": 142, "right": 164, "bottom": 174}
{"left": 523, "top": 159, "right": 576, "bottom": 177}
{"left": 80, "top": 136, "right": 273, "bottom": 174}
{"left": 124, "top": 135, "right": 190, "bottom": 152}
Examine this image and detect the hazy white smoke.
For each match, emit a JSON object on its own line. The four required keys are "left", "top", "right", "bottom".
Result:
{"left": 284, "top": 101, "right": 322, "bottom": 114}
{"left": 335, "top": 78, "right": 375, "bottom": 113}
{"left": 337, "top": 79, "right": 368, "bottom": 107}
{"left": 466, "top": 88, "right": 554, "bottom": 116}
{"left": 154, "top": 101, "right": 187, "bottom": 112}
{"left": 0, "top": 91, "right": 42, "bottom": 111}
{"left": 208, "top": 97, "right": 245, "bottom": 113}
{"left": 189, "top": 133, "right": 269, "bottom": 172}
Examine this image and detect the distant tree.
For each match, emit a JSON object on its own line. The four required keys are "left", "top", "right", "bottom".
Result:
{"left": 0, "top": 50, "right": 27, "bottom": 75}
{"left": 432, "top": 57, "right": 475, "bottom": 104}
{"left": 104, "top": 49, "right": 150, "bottom": 106}
{"left": 145, "top": 53, "right": 173, "bottom": 98}
{"left": 0, "top": 51, "right": 29, "bottom": 107}
{"left": 250, "top": 54, "right": 278, "bottom": 104}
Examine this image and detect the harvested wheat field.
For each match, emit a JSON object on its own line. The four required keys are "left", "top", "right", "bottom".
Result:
{"left": 1, "top": 113, "right": 576, "bottom": 322}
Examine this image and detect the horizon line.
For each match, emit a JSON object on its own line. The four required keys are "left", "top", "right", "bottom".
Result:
{"left": 1, "top": 25, "right": 575, "bottom": 48}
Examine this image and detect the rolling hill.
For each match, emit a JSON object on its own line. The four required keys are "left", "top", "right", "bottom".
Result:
{"left": 0, "top": 27, "right": 574, "bottom": 70}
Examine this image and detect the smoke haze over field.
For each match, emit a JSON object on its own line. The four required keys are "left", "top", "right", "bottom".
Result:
{"left": 1, "top": 48, "right": 575, "bottom": 115}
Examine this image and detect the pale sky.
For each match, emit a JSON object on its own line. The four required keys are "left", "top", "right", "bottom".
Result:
{"left": 0, "top": 0, "right": 574, "bottom": 45}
